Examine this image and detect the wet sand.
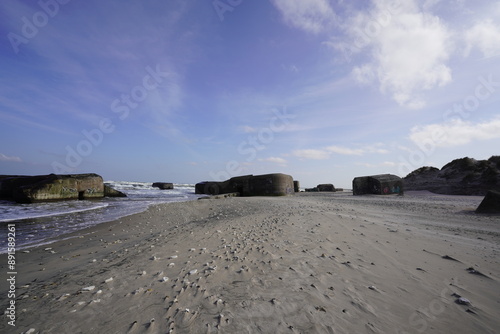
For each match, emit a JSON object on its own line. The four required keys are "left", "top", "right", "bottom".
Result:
{"left": 1, "top": 191, "right": 499, "bottom": 334}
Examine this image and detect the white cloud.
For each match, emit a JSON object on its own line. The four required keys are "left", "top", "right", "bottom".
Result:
{"left": 363, "top": 144, "right": 389, "bottom": 154}
{"left": 270, "top": 0, "right": 336, "bottom": 34}
{"left": 0, "top": 153, "right": 22, "bottom": 162}
{"left": 259, "top": 157, "right": 288, "bottom": 165}
{"left": 409, "top": 118, "right": 500, "bottom": 147}
{"left": 292, "top": 149, "right": 330, "bottom": 160}
{"left": 326, "top": 145, "right": 364, "bottom": 155}
{"left": 356, "top": 161, "right": 396, "bottom": 168}
{"left": 464, "top": 19, "right": 500, "bottom": 58}
{"left": 327, "top": 144, "right": 389, "bottom": 155}
{"left": 341, "top": 0, "right": 453, "bottom": 109}
{"left": 292, "top": 144, "right": 389, "bottom": 160}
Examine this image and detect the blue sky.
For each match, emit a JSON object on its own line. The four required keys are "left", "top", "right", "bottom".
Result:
{"left": 1, "top": 0, "right": 499, "bottom": 188}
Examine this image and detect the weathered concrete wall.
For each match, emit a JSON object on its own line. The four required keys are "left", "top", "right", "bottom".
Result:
{"left": 104, "top": 184, "right": 127, "bottom": 198}
{"left": 246, "top": 174, "right": 294, "bottom": 196}
{"left": 353, "top": 174, "right": 403, "bottom": 195}
{"left": 195, "top": 180, "right": 233, "bottom": 196}
{"left": 317, "top": 184, "right": 335, "bottom": 192}
{"left": 14, "top": 174, "right": 104, "bottom": 203}
{"left": 152, "top": 182, "right": 174, "bottom": 190}
{"left": 476, "top": 190, "right": 500, "bottom": 213}
{"left": 1, "top": 174, "right": 124, "bottom": 203}
{"left": 353, "top": 177, "right": 370, "bottom": 195}
{"left": 293, "top": 181, "right": 300, "bottom": 192}
{"left": 195, "top": 173, "right": 294, "bottom": 197}
{"left": 0, "top": 175, "right": 47, "bottom": 199}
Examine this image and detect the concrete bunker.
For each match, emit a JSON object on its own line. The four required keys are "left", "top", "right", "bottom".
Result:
{"left": 196, "top": 173, "right": 295, "bottom": 197}
{"left": 353, "top": 174, "right": 403, "bottom": 195}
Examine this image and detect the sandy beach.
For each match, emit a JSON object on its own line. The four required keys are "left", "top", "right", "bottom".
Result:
{"left": 1, "top": 191, "right": 499, "bottom": 334}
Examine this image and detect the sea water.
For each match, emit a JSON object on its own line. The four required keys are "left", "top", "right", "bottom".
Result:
{"left": 0, "top": 181, "right": 200, "bottom": 253}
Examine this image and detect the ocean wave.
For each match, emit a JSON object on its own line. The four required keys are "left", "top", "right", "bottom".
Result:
{"left": 0, "top": 202, "right": 109, "bottom": 223}
{"left": 105, "top": 181, "right": 195, "bottom": 190}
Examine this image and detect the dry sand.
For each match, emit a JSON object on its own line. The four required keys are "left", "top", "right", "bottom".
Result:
{"left": 1, "top": 191, "right": 499, "bottom": 334}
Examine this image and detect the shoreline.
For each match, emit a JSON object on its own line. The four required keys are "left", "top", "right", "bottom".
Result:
{"left": 1, "top": 192, "right": 499, "bottom": 333}
{"left": 0, "top": 183, "right": 201, "bottom": 253}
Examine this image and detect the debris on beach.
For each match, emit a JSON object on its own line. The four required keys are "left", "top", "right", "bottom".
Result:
{"left": 456, "top": 297, "right": 471, "bottom": 305}
{"left": 466, "top": 267, "right": 490, "bottom": 278}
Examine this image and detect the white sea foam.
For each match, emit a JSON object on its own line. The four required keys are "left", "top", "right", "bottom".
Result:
{"left": 0, "top": 202, "right": 109, "bottom": 223}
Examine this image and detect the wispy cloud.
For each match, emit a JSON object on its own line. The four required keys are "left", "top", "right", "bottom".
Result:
{"left": 142, "top": 66, "right": 189, "bottom": 141}
{"left": 356, "top": 161, "right": 396, "bottom": 168}
{"left": 0, "top": 1, "right": 193, "bottom": 132}
{"left": 0, "top": 153, "right": 22, "bottom": 162}
{"left": 270, "top": 0, "right": 337, "bottom": 34}
{"left": 240, "top": 125, "right": 258, "bottom": 133}
{"left": 258, "top": 157, "right": 288, "bottom": 165}
{"left": 292, "top": 149, "right": 330, "bottom": 160}
{"left": 293, "top": 144, "right": 389, "bottom": 160}
{"left": 409, "top": 117, "right": 500, "bottom": 147}
{"left": 326, "top": 145, "right": 364, "bottom": 156}
{"left": 281, "top": 64, "right": 299, "bottom": 73}
{"left": 0, "top": 107, "right": 77, "bottom": 136}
